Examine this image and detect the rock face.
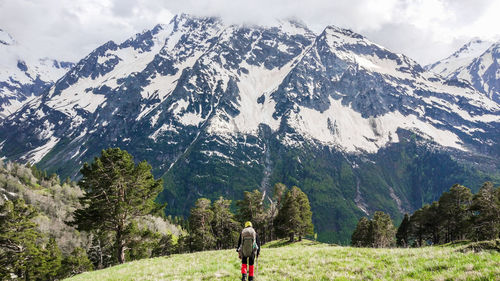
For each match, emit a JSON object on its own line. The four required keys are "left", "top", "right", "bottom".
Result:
{"left": 427, "top": 38, "right": 500, "bottom": 103}
{"left": 0, "top": 29, "right": 74, "bottom": 118}
{"left": 1, "top": 15, "right": 499, "bottom": 243}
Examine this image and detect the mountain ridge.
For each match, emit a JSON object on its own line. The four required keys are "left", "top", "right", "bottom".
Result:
{"left": 0, "top": 29, "right": 74, "bottom": 118}
{"left": 1, "top": 14, "right": 499, "bottom": 243}
{"left": 426, "top": 38, "right": 500, "bottom": 103}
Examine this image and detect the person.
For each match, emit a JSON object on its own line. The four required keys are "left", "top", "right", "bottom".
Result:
{"left": 236, "top": 221, "right": 260, "bottom": 281}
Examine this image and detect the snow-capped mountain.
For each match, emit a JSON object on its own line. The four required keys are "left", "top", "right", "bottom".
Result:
{"left": 0, "top": 29, "right": 74, "bottom": 118}
{"left": 427, "top": 38, "right": 500, "bottom": 103}
{"left": 1, "top": 15, "right": 499, "bottom": 243}
{"left": 425, "top": 39, "right": 493, "bottom": 77}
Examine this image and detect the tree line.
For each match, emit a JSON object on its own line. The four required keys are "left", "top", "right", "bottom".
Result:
{"left": 185, "top": 183, "right": 314, "bottom": 252}
{"left": 351, "top": 182, "right": 500, "bottom": 248}
{"left": 1, "top": 148, "right": 314, "bottom": 280}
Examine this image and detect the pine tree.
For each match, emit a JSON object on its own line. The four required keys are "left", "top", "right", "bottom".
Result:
{"left": 236, "top": 189, "right": 265, "bottom": 237}
{"left": 438, "top": 184, "right": 472, "bottom": 242}
{"left": 0, "top": 199, "right": 46, "bottom": 280}
{"left": 69, "top": 148, "right": 164, "bottom": 264}
{"left": 59, "top": 247, "right": 94, "bottom": 278}
{"left": 275, "top": 186, "right": 304, "bottom": 242}
{"left": 470, "top": 182, "right": 500, "bottom": 240}
{"left": 424, "top": 202, "right": 441, "bottom": 244}
{"left": 296, "top": 187, "right": 314, "bottom": 241}
{"left": 125, "top": 222, "right": 161, "bottom": 261}
{"left": 86, "top": 231, "right": 114, "bottom": 269}
{"left": 44, "top": 237, "right": 63, "bottom": 281}
{"left": 175, "top": 234, "right": 190, "bottom": 254}
{"left": 396, "top": 213, "right": 411, "bottom": 247}
{"left": 189, "top": 198, "right": 215, "bottom": 251}
{"left": 211, "top": 197, "right": 239, "bottom": 250}
{"left": 351, "top": 217, "right": 372, "bottom": 247}
{"left": 152, "top": 234, "right": 175, "bottom": 257}
{"left": 371, "top": 211, "right": 396, "bottom": 248}
{"left": 409, "top": 205, "right": 430, "bottom": 247}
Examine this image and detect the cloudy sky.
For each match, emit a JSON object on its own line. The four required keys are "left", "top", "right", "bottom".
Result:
{"left": 1, "top": 0, "right": 499, "bottom": 65}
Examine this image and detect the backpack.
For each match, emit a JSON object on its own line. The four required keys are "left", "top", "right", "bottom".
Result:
{"left": 241, "top": 227, "right": 257, "bottom": 258}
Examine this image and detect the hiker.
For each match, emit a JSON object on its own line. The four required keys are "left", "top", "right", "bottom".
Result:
{"left": 236, "top": 221, "right": 261, "bottom": 281}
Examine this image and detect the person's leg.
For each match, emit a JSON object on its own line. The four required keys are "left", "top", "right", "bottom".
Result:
{"left": 241, "top": 257, "right": 248, "bottom": 280}
{"left": 248, "top": 255, "right": 255, "bottom": 280}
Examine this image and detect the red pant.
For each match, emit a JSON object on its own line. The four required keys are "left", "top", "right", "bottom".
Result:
{"left": 241, "top": 255, "right": 255, "bottom": 276}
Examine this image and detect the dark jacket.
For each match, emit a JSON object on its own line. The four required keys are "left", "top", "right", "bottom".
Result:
{"left": 236, "top": 227, "right": 261, "bottom": 256}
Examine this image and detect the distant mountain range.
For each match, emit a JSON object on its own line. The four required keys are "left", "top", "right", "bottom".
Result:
{"left": 1, "top": 15, "right": 498, "bottom": 243}
{"left": 426, "top": 38, "right": 500, "bottom": 103}
{"left": 0, "top": 29, "right": 74, "bottom": 118}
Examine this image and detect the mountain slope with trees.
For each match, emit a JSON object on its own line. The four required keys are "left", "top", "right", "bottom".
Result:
{"left": 0, "top": 157, "right": 182, "bottom": 279}
{"left": 1, "top": 14, "right": 499, "bottom": 244}
{"left": 351, "top": 181, "right": 499, "bottom": 248}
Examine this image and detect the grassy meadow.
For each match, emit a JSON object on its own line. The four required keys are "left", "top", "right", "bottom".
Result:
{"left": 65, "top": 240, "right": 500, "bottom": 281}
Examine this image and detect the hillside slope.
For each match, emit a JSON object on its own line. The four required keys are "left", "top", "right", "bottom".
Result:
{"left": 65, "top": 239, "right": 500, "bottom": 281}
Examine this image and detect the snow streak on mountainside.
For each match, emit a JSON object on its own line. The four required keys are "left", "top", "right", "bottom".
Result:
{"left": 0, "top": 29, "right": 74, "bottom": 118}
{"left": 427, "top": 39, "right": 500, "bottom": 103}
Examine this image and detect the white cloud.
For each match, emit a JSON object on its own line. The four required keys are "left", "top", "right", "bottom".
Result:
{"left": 0, "top": 0, "right": 498, "bottom": 65}
{"left": 165, "top": 0, "right": 500, "bottom": 64}
{"left": 0, "top": 0, "right": 173, "bottom": 61}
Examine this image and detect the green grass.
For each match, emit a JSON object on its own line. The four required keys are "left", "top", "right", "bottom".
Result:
{"left": 66, "top": 240, "right": 500, "bottom": 281}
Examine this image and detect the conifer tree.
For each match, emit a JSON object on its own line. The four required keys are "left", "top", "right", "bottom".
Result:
{"left": 275, "top": 187, "right": 301, "bottom": 242}
{"left": 0, "top": 199, "right": 45, "bottom": 280}
{"left": 236, "top": 189, "right": 265, "bottom": 236}
{"left": 351, "top": 217, "right": 372, "bottom": 247}
{"left": 152, "top": 234, "right": 175, "bottom": 257}
{"left": 211, "top": 197, "right": 239, "bottom": 250}
{"left": 470, "top": 182, "right": 500, "bottom": 240}
{"left": 69, "top": 148, "right": 164, "bottom": 264}
{"left": 405, "top": 182, "right": 500, "bottom": 247}
{"left": 351, "top": 211, "right": 395, "bottom": 248}
{"left": 296, "top": 187, "right": 314, "bottom": 241}
{"left": 396, "top": 213, "right": 411, "bottom": 247}
{"left": 409, "top": 204, "right": 431, "bottom": 246}
{"left": 59, "top": 247, "right": 94, "bottom": 278}
{"left": 424, "top": 202, "right": 441, "bottom": 244}
{"left": 371, "top": 211, "right": 396, "bottom": 248}
{"left": 44, "top": 237, "right": 63, "bottom": 281}
{"left": 87, "top": 231, "right": 114, "bottom": 269}
{"left": 175, "top": 234, "right": 190, "bottom": 254}
{"left": 189, "top": 198, "right": 215, "bottom": 251}
{"left": 438, "top": 184, "right": 472, "bottom": 242}
{"left": 275, "top": 186, "right": 313, "bottom": 242}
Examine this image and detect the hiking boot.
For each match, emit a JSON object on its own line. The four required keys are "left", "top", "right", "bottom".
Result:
{"left": 241, "top": 273, "right": 247, "bottom": 281}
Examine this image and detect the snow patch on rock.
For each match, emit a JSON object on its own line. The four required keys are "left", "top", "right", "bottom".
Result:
{"left": 290, "top": 97, "right": 465, "bottom": 153}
